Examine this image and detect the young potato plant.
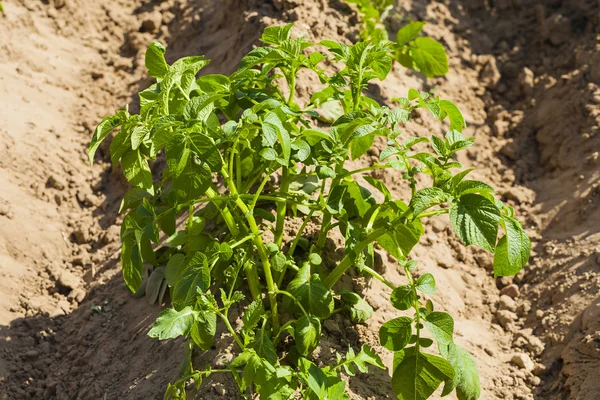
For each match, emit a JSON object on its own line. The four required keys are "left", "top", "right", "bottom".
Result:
{"left": 345, "top": 0, "right": 449, "bottom": 78}
{"left": 89, "top": 23, "right": 530, "bottom": 400}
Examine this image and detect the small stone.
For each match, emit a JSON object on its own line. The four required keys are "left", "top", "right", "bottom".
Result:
{"left": 57, "top": 270, "right": 81, "bottom": 291}
{"left": 323, "top": 319, "right": 342, "bottom": 336}
{"left": 140, "top": 11, "right": 162, "bottom": 33}
{"left": 24, "top": 350, "right": 40, "bottom": 359}
{"left": 535, "top": 309, "right": 545, "bottom": 319}
{"left": 496, "top": 310, "right": 517, "bottom": 329}
{"left": 511, "top": 353, "right": 534, "bottom": 371}
{"left": 501, "top": 284, "right": 520, "bottom": 298}
{"left": 73, "top": 227, "right": 89, "bottom": 244}
{"left": 525, "top": 335, "right": 545, "bottom": 356}
{"left": 481, "top": 58, "right": 501, "bottom": 88}
{"left": 519, "top": 67, "right": 535, "bottom": 96}
{"left": 67, "top": 288, "right": 86, "bottom": 303}
{"left": 0, "top": 202, "right": 14, "bottom": 219}
{"left": 47, "top": 175, "right": 66, "bottom": 190}
{"left": 83, "top": 266, "right": 96, "bottom": 284}
{"left": 91, "top": 71, "right": 104, "bottom": 80}
{"left": 372, "top": 249, "right": 385, "bottom": 274}
{"left": 499, "top": 295, "right": 517, "bottom": 312}
{"left": 54, "top": 194, "right": 62, "bottom": 206}
{"left": 497, "top": 276, "right": 513, "bottom": 288}
{"left": 84, "top": 194, "right": 99, "bottom": 207}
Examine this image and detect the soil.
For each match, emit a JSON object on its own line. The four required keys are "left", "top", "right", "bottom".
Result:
{"left": 0, "top": 0, "right": 599, "bottom": 399}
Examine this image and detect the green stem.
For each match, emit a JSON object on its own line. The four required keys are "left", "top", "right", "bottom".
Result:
{"left": 218, "top": 312, "right": 245, "bottom": 350}
{"left": 274, "top": 168, "right": 290, "bottom": 247}
{"left": 205, "top": 187, "right": 240, "bottom": 238}
{"left": 416, "top": 209, "right": 449, "bottom": 219}
{"left": 287, "top": 71, "right": 296, "bottom": 106}
{"left": 323, "top": 227, "right": 387, "bottom": 288}
{"left": 287, "top": 209, "right": 315, "bottom": 257}
{"left": 361, "top": 265, "right": 395, "bottom": 290}
{"left": 314, "top": 162, "right": 345, "bottom": 251}
{"left": 216, "top": 173, "right": 260, "bottom": 301}
{"left": 339, "top": 164, "right": 390, "bottom": 178}
{"left": 250, "top": 170, "right": 273, "bottom": 209}
{"left": 276, "top": 290, "right": 308, "bottom": 317}
{"left": 233, "top": 196, "right": 280, "bottom": 334}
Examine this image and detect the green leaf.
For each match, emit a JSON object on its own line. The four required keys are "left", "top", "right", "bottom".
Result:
{"left": 173, "top": 252, "right": 210, "bottom": 309}
{"left": 455, "top": 180, "right": 495, "bottom": 198}
{"left": 350, "top": 134, "right": 375, "bottom": 160}
{"left": 439, "top": 343, "right": 481, "bottom": 400}
{"left": 183, "top": 94, "right": 224, "bottom": 121}
{"left": 379, "top": 317, "right": 412, "bottom": 351}
{"left": 431, "top": 135, "right": 447, "bottom": 158}
{"left": 121, "top": 149, "right": 154, "bottom": 195}
{"left": 131, "top": 125, "right": 149, "bottom": 150}
{"left": 415, "top": 273, "right": 436, "bottom": 294}
{"left": 295, "top": 315, "right": 321, "bottom": 356}
{"left": 121, "top": 237, "right": 143, "bottom": 292}
{"left": 345, "top": 344, "right": 386, "bottom": 374}
{"left": 188, "top": 130, "right": 223, "bottom": 172}
{"left": 439, "top": 100, "right": 466, "bottom": 132}
{"left": 242, "top": 299, "right": 264, "bottom": 334}
{"left": 392, "top": 347, "right": 455, "bottom": 400}
{"left": 148, "top": 306, "right": 198, "bottom": 340}
{"left": 190, "top": 309, "right": 217, "bottom": 350}
{"left": 341, "top": 291, "right": 373, "bottom": 323}
{"left": 285, "top": 263, "right": 334, "bottom": 318}
{"left": 250, "top": 329, "right": 278, "bottom": 364}
{"left": 260, "top": 23, "right": 293, "bottom": 45}
{"left": 396, "top": 21, "right": 426, "bottom": 44}
{"left": 88, "top": 113, "right": 124, "bottom": 165}
{"left": 410, "top": 188, "right": 451, "bottom": 217}
{"left": 165, "top": 253, "right": 186, "bottom": 287}
{"left": 450, "top": 194, "right": 502, "bottom": 252}
{"left": 364, "top": 176, "right": 392, "bottom": 201}
{"left": 493, "top": 217, "right": 531, "bottom": 277}
{"left": 391, "top": 285, "right": 416, "bottom": 310}
{"left": 423, "top": 311, "right": 454, "bottom": 345}
{"left": 119, "top": 187, "right": 152, "bottom": 213}
{"left": 406, "top": 37, "right": 448, "bottom": 78}
{"left": 145, "top": 42, "right": 169, "bottom": 78}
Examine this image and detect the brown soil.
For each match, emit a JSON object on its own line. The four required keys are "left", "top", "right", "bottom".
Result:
{"left": 0, "top": 0, "right": 599, "bottom": 399}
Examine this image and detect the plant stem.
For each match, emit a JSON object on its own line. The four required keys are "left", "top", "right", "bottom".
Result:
{"left": 360, "top": 265, "right": 395, "bottom": 290}
{"left": 217, "top": 312, "right": 245, "bottom": 350}
{"left": 250, "top": 170, "right": 273, "bottom": 209}
{"left": 416, "top": 209, "right": 449, "bottom": 219}
{"left": 233, "top": 195, "right": 280, "bottom": 334}
{"left": 323, "top": 227, "right": 387, "bottom": 288}
{"left": 205, "top": 187, "right": 240, "bottom": 238}
{"left": 314, "top": 161, "right": 345, "bottom": 251}
{"left": 339, "top": 164, "right": 390, "bottom": 178}
{"left": 287, "top": 209, "right": 314, "bottom": 257}
{"left": 274, "top": 167, "right": 290, "bottom": 247}
{"left": 287, "top": 70, "right": 296, "bottom": 106}
{"left": 216, "top": 173, "right": 261, "bottom": 301}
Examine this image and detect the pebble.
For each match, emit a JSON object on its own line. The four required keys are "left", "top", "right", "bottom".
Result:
{"left": 73, "top": 227, "right": 89, "bottom": 244}
{"left": 67, "top": 288, "right": 86, "bottom": 303}
{"left": 47, "top": 175, "right": 66, "bottom": 190}
{"left": 501, "top": 284, "right": 520, "bottom": 298}
{"left": 499, "top": 295, "right": 517, "bottom": 312}
{"left": 496, "top": 310, "right": 517, "bottom": 329}
{"left": 511, "top": 353, "right": 534, "bottom": 371}
{"left": 57, "top": 270, "right": 81, "bottom": 291}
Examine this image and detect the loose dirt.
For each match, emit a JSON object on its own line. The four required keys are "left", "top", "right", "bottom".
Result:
{"left": 0, "top": 0, "right": 598, "bottom": 399}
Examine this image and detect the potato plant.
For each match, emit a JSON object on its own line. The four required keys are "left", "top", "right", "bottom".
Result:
{"left": 89, "top": 23, "right": 530, "bottom": 400}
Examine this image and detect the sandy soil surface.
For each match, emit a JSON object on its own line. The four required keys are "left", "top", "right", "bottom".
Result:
{"left": 0, "top": 0, "right": 598, "bottom": 399}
